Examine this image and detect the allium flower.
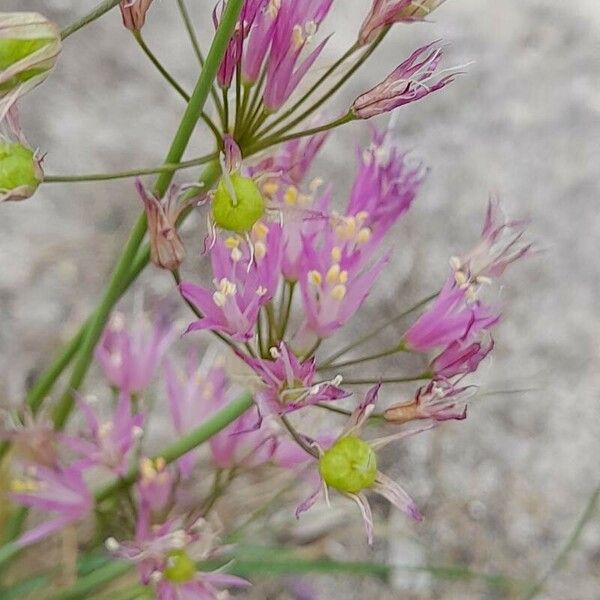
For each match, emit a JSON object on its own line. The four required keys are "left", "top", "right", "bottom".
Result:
{"left": 297, "top": 386, "right": 430, "bottom": 545}
{"left": 450, "top": 197, "right": 533, "bottom": 284}
{"left": 359, "top": 0, "right": 447, "bottom": 45}
{"left": 0, "top": 13, "right": 61, "bottom": 118}
{"left": 137, "top": 457, "right": 175, "bottom": 515}
{"left": 11, "top": 463, "right": 93, "bottom": 547}
{"left": 0, "top": 106, "right": 43, "bottom": 202}
{"left": 429, "top": 335, "right": 494, "bottom": 379}
{"left": 120, "top": 0, "right": 155, "bottom": 32}
{"left": 107, "top": 514, "right": 249, "bottom": 599}
{"left": 181, "top": 230, "right": 278, "bottom": 341}
{"left": 236, "top": 342, "right": 348, "bottom": 417}
{"left": 136, "top": 180, "right": 187, "bottom": 272}
{"left": 402, "top": 276, "right": 499, "bottom": 352}
{"left": 352, "top": 42, "right": 456, "bottom": 119}
{"left": 64, "top": 392, "right": 143, "bottom": 476}
{"left": 384, "top": 379, "right": 475, "bottom": 424}
{"left": 95, "top": 311, "right": 175, "bottom": 394}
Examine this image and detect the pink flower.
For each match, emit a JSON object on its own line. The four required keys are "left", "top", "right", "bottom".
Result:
{"left": 11, "top": 463, "right": 93, "bottom": 547}
{"left": 402, "top": 276, "right": 499, "bottom": 352}
{"left": 352, "top": 42, "right": 457, "bottom": 119}
{"left": 450, "top": 197, "right": 533, "bottom": 284}
{"left": 297, "top": 386, "right": 431, "bottom": 545}
{"left": 63, "top": 392, "right": 143, "bottom": 476}
{"left": 236, "top": 342, "right": 348, "bottom": 417}
{"left": 430, "top": 335, "right": 494, "bottom": 379}
{"left": 358, "top": 0, "right": 447, "bottom": 45}
{"left": 120, "top": 0, "right": 154, "bottom": 31}
{"left": 108, "top": 514, "right": 249, "bottom": 598}
{"left": 137, "top": 457, "right": 175, "bottom": 515}
{"left": 96, "top": 311, "right": 175, "bottom": 394}
{"left": 384, "top": 379, "right": 475, "bottom": 424}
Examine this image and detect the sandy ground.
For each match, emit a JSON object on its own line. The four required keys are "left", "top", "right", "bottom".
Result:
{"left": 1, "top": 1, "right": 599, "bottom": 598}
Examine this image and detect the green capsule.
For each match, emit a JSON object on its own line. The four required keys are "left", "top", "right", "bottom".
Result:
{"left": 0, "top": 141, "right": 41, "bottom": 201}
{"left": 163, "top": 549, "right": 197, "bottom": 583}
{"left": 212, "top": 172, "right": 266, "bottom": 233}
{"left": 319, "top": 435, "right": 377, "bottom": 494}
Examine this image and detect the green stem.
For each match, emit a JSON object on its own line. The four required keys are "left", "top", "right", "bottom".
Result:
{"left": 318, "top": 344, "right": 408, "bottom": 372}
{"left": 43, "top": 153, "right": 218, "bottom": 184}
{"left": 246, "top": 113, "right": 354, "bottom": 156}
{"left": 341, "top": 373, "right": 431, "bottom": 385}
{"left": 50, "top": 0, "right": 246, "bottom": 429}
{"left": 175, "top": 0, "right": 225, "bottom": 119}
{"left": 60, "top": 0, "right": 122, "bottom": 39}
{"left": 280, "top": 415, "right": 318, "bottom": 458}
{"left": 315, "top": 403, "right": 385, "bottom": 421}
{"left": 95, "top": 393, "right": 253, "bottom": 502}
{"left": 319, "top": 292, "right": 437, "bottom": 368}
{"left": 277, "top": 280, "right": 295, "bottom": 340}
{"left": 519, "top": 483, "right": 600, "bottom": 600}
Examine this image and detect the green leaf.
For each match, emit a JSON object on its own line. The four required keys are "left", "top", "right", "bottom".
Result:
{"left": 0, "top": 574, "right": 49, "bottom": 600}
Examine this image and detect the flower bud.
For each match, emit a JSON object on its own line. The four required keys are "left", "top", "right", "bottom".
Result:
{"left": 119, "top": 0, "right": 154, "bottom": 32}
{"left": 319, "top": 435, "right": 377, "bottom": 493}
{"left": 0, "top": 139, "right": 43, "bottom": 202}
{"left": 212, "top": 172, "right": 266, "bottom": 233}
{"left": 0, "top": 13, "right": 61, "bottom": 114}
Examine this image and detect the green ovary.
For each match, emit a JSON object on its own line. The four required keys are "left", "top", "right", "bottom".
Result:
{"left": 0, "top": 142, "right": 39, "bottom": 191}
{"left": 319, "top": 436, "right": 377, "bottom": 494}
{"left": 164, "top": 549, "right": 197, "bottom": 583}
{"left": 212, "top": 172, "right": 266, "bottom": 233}
{"left": 0, "top": 38, "right": 54, "bottom": 70}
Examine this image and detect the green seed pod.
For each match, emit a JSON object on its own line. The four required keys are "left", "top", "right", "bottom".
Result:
{"left": 319, "top": 435, "right": 377, "bottom": 494}
{"left": 164, "top": 549, "right": 197, "bottom": 583}
{"left": 0, "top": 13, "right": 61, "bottom": 107}
{"left": 212, "top": 172, "right": 266, "bottom": 233}
{"left": 0, "top": 140, "right": 42, "bottom": 202}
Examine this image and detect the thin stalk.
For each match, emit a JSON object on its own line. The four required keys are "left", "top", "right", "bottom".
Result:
{"left": 315, "top": 403, "right": 384, "bottom": 421}
{"left": 254, "top": 29, "right": 388, "bottom": 142}
{"left": 133, "top": 32, "right": 222, "bottom": 144}
{"left": 95, "top": 393, "right": 253, "bottom": 502}
{"left": 277, "top": 281, "right": 295, "bottom": 340}
{"left": 176, "top": 0, "right": 225, "bottom": 119}
{"left": 246, "top": 113, "right": 354, "bottom": 156}
{"left": 264, "top": 303, "right": 277, "bottom": 347}
{"left": 318, "top": 344, "right": 407, "bottom": 372}
{"left": 280, "top": 415, "right": 318, "bottom": 458}
{"left": 519, "top": 483, "right": 600, "bottom": 600}
{"left": 43, "top": 153, "right": 218, "bottom": 184}
{"left": 50, "top": 0, "right": 246, "bottom": 429}
{"left": 60, "top": 0, "right": 122, "bottom": 39}
{"left": 260, "top": 44, "right": 359, "bottom": 134}
{"left": 319, "top": 292, "right": 437, "bottom": 368}
{"left": 301, "top": 339, "right": 321, "bottom": 362}
{"left": 222, "top": 88, "right": 230, "bottom": 132}
{"left": 341, "top": 373, "right": 431, "bottom": 385}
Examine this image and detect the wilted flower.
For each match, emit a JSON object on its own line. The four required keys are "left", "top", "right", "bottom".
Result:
{"left": 136, "top": 180, "right": 187, "bottom": 272}
{"left": 359, "top": 0, "right": 447, "bottom": 45}
{"left": 0, "top": 12, "right": 61, "bottom": 117}
{"left": 384, "top": 378, "right": 475, "bottom": 424}
{"left": 429, "top": 334, "right": 493, "bottom": 379}
{"left": 297, "top": 386, "right": 430, "bottom": 544}
{"left": 95, "top": 311, "right": 175, "bottom": 394}
{"left": 11, "top": 463, "right": 93, "bottom": 547}
{"left": 0, "top": 107, "right": 43, "bottom": 202}
{"left": 108, "top": 514, "right": 249, "bottom": 599}
{"left": 352, "top": 42, "right": 456, "bottom": 119}
{"left": 119, "top": 0, "right": 155, "bottom": 32}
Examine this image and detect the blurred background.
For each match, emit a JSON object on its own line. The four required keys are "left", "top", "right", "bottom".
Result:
{"left": 1, "top": 0, "right": 599, "bottom": 598}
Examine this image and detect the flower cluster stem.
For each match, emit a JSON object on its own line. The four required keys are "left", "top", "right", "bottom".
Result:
{"left": 60, "top": 0, "right": 123, "bottom": 40}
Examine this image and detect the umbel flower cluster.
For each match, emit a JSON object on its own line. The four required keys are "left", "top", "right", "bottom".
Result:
{"left": 0, "top": 1, "right": 532, "bottom": 598}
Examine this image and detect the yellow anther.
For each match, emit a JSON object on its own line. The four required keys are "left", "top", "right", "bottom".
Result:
{"left": 292, "top": 24, "right": 305, "bottom": 50}
{"left": 155, "top": 457, "right": 166, "bottom": 471}
{"left": 140, "top": 457, "right": 157, "bottom": 480}
{"left": 284, "top": 185, "right": 299, "bottom": 206}
{"left": 308, "top": 270, "right": 322, "bottom": 286}
{"left": 330, "top": 284, "right": 347, "bottom": 301}
{"left": 224, "top": 236, "right": 240, "bottom": 249}
{"left": 326, "top": 263, "right": 341, "bottom": 285}
{"left": 254, "top": 241, "right": 267, "bottom": 260}
{"left": 454, "top": 271, "right": 468, "bottom": 287}
{"left": 252, "top": 221, "right": 269, "bottom": 240}
{"left": 339, "top": 270, "right": 348, "bottom": 284}
{"left": 11, "top": 478, "right": 40, "bottom": 493}
{"left": 357, "top": 227, "right": 371, "bottom": 245}
{"left": 262, "top": 181, "right": 279, "bottom": 197}
{"left": 331, "top": 246, "right": 342, "bottom": 262}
